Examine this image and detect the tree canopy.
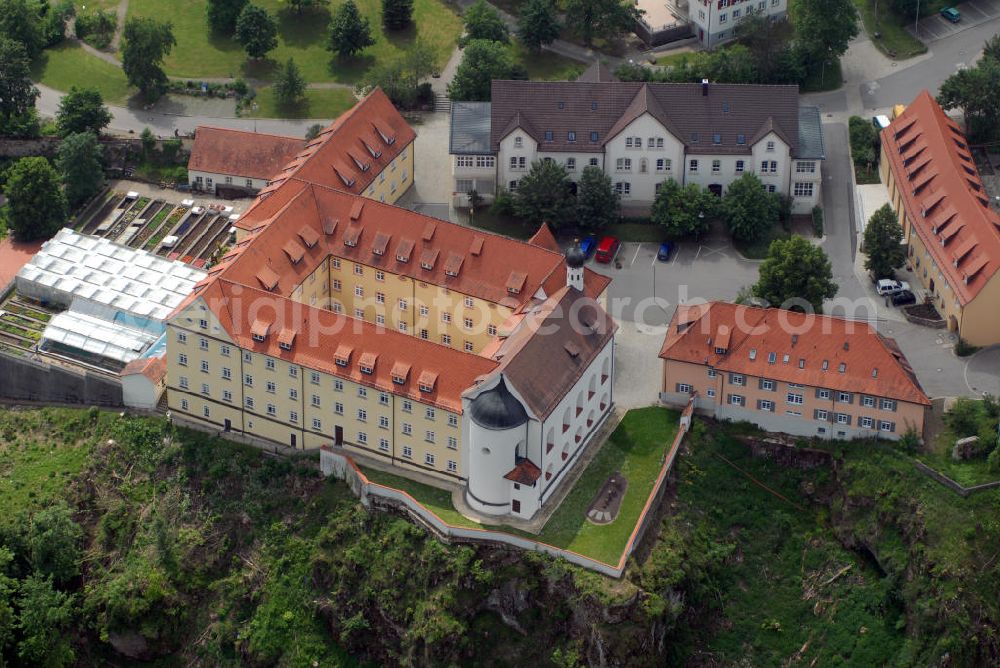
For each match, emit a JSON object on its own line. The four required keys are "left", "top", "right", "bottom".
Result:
{"left": 512, "top": 159, "right": 575, "bottom": 227}
{"left": 863, "top": 204, "right": 906, "bottom": 280}
{"left": 274, "top": 58, "right": 307, "bottom": 107}
{"left": 753, "top": 235, "right": 837, "bottom": 313}
{"left": 207, "top": 0, "right": 247, "bottom": 34}
{"left": 575, "top": 166, "right": 618, "bottom": 230}
{"left": 359, "top": 40, "right": 435, "bottom": 109}
{"left": 517, "top": 0, "right": 560, "bottom": 53}
{"left": 382, "top": 0, "right": 413, "bottom": 30}
{"left": 326, "top": 0, "right": 374, "bottom": 58}
{"left": 790, "top": 0, "right": 857, "bottom": 67}
{"left": 6, "top": 157, "right": 68, "bottom": 241}
{"left": 121, "top": 17, "right": 177, "bottom": 100}
{"left": 286, "top": 0, "right": 329, "bottom": 12}
{"left": 939, "top": 45, "right": 1000, "bottom": 141}
{"left": 0, "top": 37, "right": 38, "bottom": 124}
{"left": 56, "top": 87, "right": 112, "bottom": 137}
{"left": 461, "top": 0, "right": 509, "bottom": 45}
{"left": 0, "top": 0, "right": 43, "bottom": 58}
{"left": 448, "top": 38, "right": 526, "bottom": 101}
{"left": 721, "top": 172, "right": 780, "bottom": 242}
{"left": 650, "top": 180, "right": 716, "bottom": 239}
{"left": 563, "top": 0, "right": 640, "bottom": 46}
{"left": 56, "top": 132, "right": 104, "bottom": 208}
{"left": 235, "top": 3, "right": 278, "bottom": 59}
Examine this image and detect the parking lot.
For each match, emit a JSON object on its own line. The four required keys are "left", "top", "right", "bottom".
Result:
{"left": 908, "top": 0, "right": 1000, "bottom": 43}
{"left": 587, "top": 237, "right": 760, "bottom": 327}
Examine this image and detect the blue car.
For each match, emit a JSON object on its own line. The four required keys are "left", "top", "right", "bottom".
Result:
{"left": 657, "top": 241, "right": 673, "bottom": 261}
{"left": 578, "top": 235, "right": 596, "bottom": 258}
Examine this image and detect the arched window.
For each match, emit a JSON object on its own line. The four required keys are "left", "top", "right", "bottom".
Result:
{"left": 639, "top": 158, "right": 648, "bottom": 174}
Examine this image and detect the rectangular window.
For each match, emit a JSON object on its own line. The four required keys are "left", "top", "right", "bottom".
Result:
{"left": 402, "top": 445, "right": 413, "bottom": 459}
{"left": 334, "top": 379, "right": 343, "bottom": 392}
{"left": 179, "top": 376, "right": 189, "bottom": 390}
{"left": 759, "top": 399, "right": 774, "bottom": 412}
{"left": 448, "top": 414, "right": 458, "bottom": 427}
{"left": 402, "top": 423, "right": 412, "bottom": 435}
{"left": 178, "top": 353, "right": 188, "bottom": 367}
{"left": 222, "top": 367, "right": 231, "bottom": 380}
{"left": 448, "top": 436, "right": 457, "bottom": 449}
{"left": 288, "top": 388, "right": 297, "bottom": 400}
{"left": 312, "top": 394, "right": 321, "bottom": 407}
{"left": 729, "top": 373, "right": 745, "bottom": 386}
{"left": 729, "top": 394, "right": 745, "bottom": 406}
{"left": 266, "top": 403, "right": 276, "bottom": 416}
{"left": 712, "top": 160, "right": 721, "bottom": 173}
{"left": 760, "top": 379, "right": 774, "bottom": 391}
{"left": 818, "top": 389, "right": 831, "bottom": 400}
{"left": 181, "top": 398, "right": 189, "bottom": 411}
{"left": 358, "top": 386, "right": 367, "bottom": 399}
{"left": 379, "top": 415, "right": 389, "bottom": 429}
{"left": 266, "top": 358, "right": 275, "bottom": 371}
{"left": 425, "top": 452, "right": 436, "bottom": 466}
{"left": 244, "top": 374, "right": 253, "bottom": 387}
{"left": 266, "top": 381, "right": 276, "bottom": 394}
{"left": 838, "top": 392, "right": 852, "bottom": 403}
{"left": 289, "top": 411, "right": 299, "bottom": 424}
{"left": 787, "top": 393, "right": 804, "bottom": 405}
{"left": 796, "top": 161, "right": 816, "bottom": 173}
{"left": 442, "top": 334, "right": 451, "bottom": 345}
{"left": 379, "top": 438, "right": 390, "bottom": 452}
{"left": 358, "top": 431, "right": 367, "bottom": 444}
{"left": 816, "top": 409, "right": 828, "bottom": 421}
{"left": 425, "top": 431, "right": 435, "bottom": 443}
{"left": 860, "top": 416, "right": 873, "bottom": 428}
{"left": 447, "top": 460, "right": 457, "bottom": 472}
{"left": 676, "top": 383, "right": 692, "bottom": 393}
{"left": 793, "top": 182, "right": 814, "bottom": 197}
{"left": 862, "top": 396, "right": 875, "bottom": 408}
{"left": 566, "top": 157, "right": 576, "bottom": 170}
{"left": 200, "top": 360, "right": 209, "bottom": 373}
{"left": 402, "top": 400, "right": 412, "bottom": 413}
{"left": 706, "top": 388, "right": 716, "bottom": 398}
{"left": 689, "top": 159, "right": 698, "bottom": 172}
{"left": 335, "top": 402, "right": 344, "bottom": 415}
{"left": 425, "top": 407, "right": 435, "bottom": 420}
{"left": 837, "top": 413, "right": 850, "bottom": 425}
{"left": 880, "top": 399, "right": 897, "bottom": 412}
{"left": 736, "top": 160, "right": 744, "bottom": 173}
{"left": 379, "top": 392, "right": 389, "bottom": 405}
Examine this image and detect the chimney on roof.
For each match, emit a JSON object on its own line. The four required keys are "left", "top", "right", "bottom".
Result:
{"left": 701, "top": 79, "right": 709, "bottom": 96}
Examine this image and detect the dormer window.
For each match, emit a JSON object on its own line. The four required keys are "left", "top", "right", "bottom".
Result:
{"left": 508, "top": 287, "right": 519, "bottom": 295}
{"left": 714, "top": 346, "right": 726, "bottom": 355}
{"left": 713, "top": 133, "right": 721, "bottom": 144}
{"left": 419, "top": 383, "right": 432, "bottom": 392}
{"left": 749, "top": 348, "right": 757, "bottom": 360}
{"left": 838, "top": 362, "right": 847, "bottom": 373}
{"left": 766, "top": 141, "right": 775, "bottom": 151}
{"left": 567, "top": 131, "right": 576, "bottom": 142}
{"left": 514, "top": 137, "right": 523, "bottom": 148}
{"left": 737, "top": 134, "right": 746, "bottom": 145}
{"left": 767, "top": 352, "right": 776, "bottom": 364}
{"left": 335, "top": 358, "right": 348, "bottom": 367}
{"left": 360, "top": 365, "right": 373, "bottom": 374}
{"left": 544, "top": 130, "right": 553, "bottom": 142}
{"left": 393, "top": 374, "right": 406, "bottom": 385}
{"left": 252, "top": 333, "right": 266, "bottom": 342}
{"left": 872, "top": 368, "right": 878, "bottom": 378}
{"left": 822, "top": 359, "right": 829, "bottom": 370}
{"left": 279, "top": 341, "right": 292, "bottom": 351}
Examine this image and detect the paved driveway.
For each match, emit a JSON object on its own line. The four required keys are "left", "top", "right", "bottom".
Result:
{"left": 587, "top": 237, "right": 760, "bottom": 327}
{"left": 908, "top": 0, "right": 1000, "bottom": 42}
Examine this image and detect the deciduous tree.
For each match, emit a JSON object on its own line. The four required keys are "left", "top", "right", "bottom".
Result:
{"left": 863, "top": 203, "right": 905, "bottom": 279}
{"left": 56, "top": 87, "right": 112, "bottom": 137}
{"left": 0, "top": 37, "right": 37, "bottom": 125}
{"left": 57, "top": 132, "right": 104, "bottom": 208}
{"left": 939, "top": 56, "right": 1000, "bottom": 141}
{"left": 287, "top": 0, "right": 329, "bottom": 13}
{"left": 274, "top": 58, "right": 307, "bottom": 107}
{"left": 6, "top": 157, "right": 68, "bottom": 241}
{"left": 790, "top": 0, "right": 857, "bottom": 68}
{"left": 517, "top": 0, "right": 560, "bottom": 53}
{"left": 512, "top": 159, "right": 575, "bottom": 227}
{"left": 752, "top": 235, "right": 837, "bottom": 312}
{"left": 0, "top": 0, "right": 43, "bottom": 58}
{"left": 326, "top": 0, "right": 374, "bottom": 58}
{"left": 207, "top": 0, "right": 247, "bottom": 34}
{"left": 721, "top": 172, "right": 779, "bottom": 242}
{"left": 563, "top": 0, "right": 640, "bottom": 46}
{"left": 359, "top": 40, "right": 435, "bottom": 108}
{"left": 461, "top": 0, "right": 508, "bottom": 45}
{"left": 24, "top": 502, "right": 83, "bottom": 584}
{"left": 575, "top": 166, "right": 618, "bottom": 230}
{"left": 448, "top": 38, "right": 525, "bottom": 101}
{"left": 235, "top": 3, "right": 278, "bottom": 59}
{"left": 382, "top": 0, "right": 413, "bottom": 30}
{"left": 16, "top": 574, "right": 76, "bottom": 667}
{"left": 121, "top": 17, "right": 177, "bottom": 100}
{"left": 650, "top": 179, "right": 716, "bottom": 239}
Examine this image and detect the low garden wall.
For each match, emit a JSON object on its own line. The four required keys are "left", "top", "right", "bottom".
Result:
{"left": 320, "top": 398, "right": 696, "bottom": 578}
{"left": 913, "top": 460, "right": 1000, "bottom": 497}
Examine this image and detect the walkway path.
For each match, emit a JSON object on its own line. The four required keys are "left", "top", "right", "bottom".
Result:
{"left": 110, "top": 0, "right": 129, "bottom": 51}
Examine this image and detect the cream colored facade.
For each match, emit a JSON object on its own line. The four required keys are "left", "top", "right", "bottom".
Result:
{"left": 881, "top": 147, "right": 1000, "bottom": 346}
{"left": 361, "top": 143, "right": 414, "bottom": 205}
{"left": 289, "top": 254, "right": 515, "bottom": 355}
{"left": 167, "top": 297, "right": 466, "bottom": 483}
{"left": 661, "top": 358, "right": 926, "bottom": 440}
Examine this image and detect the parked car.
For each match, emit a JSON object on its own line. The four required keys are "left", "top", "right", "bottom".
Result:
{"left": 656, "top": 241, "right": 674, "bottom": 261}
{"left": 891, "top": 290, "right": 917, "bottom": 306}
{"left": 940, "top": 7, "right": 961, "bottom": 22}
{"left": 579, "top": 235, "right": 596, "bottom": 258}
{"left": 876, "top": 279, "right": 911, "bottom": 296}
{"left": 594, "top": 236, "right": 620, "bottom": 264}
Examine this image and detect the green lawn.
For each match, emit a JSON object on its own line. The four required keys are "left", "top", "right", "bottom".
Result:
{"left": 654, "top": 51, "right": 697, "bottom": 67}
{"left": 363, "top": 407, "right": 680, "bottom": 566}
{"left": 126, "top": 0, "right": 461, "bottom": 84}
{"left": 606, "top": 221, "right": 666, "bottom": 242}
{"left": 511, "top": 42, "right": 586, "bottom": 81}
{"left": 31, "top": 42, "right": 132, "bottom": 104}
{"left": 853, "top": 0, "right": 928, "bottom": 59}
{"left": 249, "top": 86, "right": 357, "bottom": 119}
{"left": 469, "top": 210, "right": 538, "bottom": 239}
{"left": 733, "top": 224, "right": 789, "bottom": 260}
{"left": 0, "top": 408, "right": 109, "bottom": 520}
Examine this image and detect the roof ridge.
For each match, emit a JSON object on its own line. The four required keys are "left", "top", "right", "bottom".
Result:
{"left": 195, "top": 126, "right": 301, "bottom": 142}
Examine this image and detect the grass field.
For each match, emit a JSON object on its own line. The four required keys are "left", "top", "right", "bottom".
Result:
{"left": 853, "top": 0, "right": 929, "bottom": 59}
{"left": 733, "top": 224, "right": 789, "bottom": 260}
{"left": 363, "top": 407, "right": 679, "bottom": 566}
{"left": 31, "top": 42, "right": 132, "bottom": 103}
{"left": 126, "top": 0, "right": 461, "bottom": 84}
{"left": 511, "top": 42, "right": 586, "bottom": 81}
{"left": 248, "top": 86, "right": 357, "bottom": 119}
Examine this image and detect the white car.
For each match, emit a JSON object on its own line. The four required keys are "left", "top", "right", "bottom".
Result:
{"left": 876, "top": 279, "right": 910, "bottom": 296}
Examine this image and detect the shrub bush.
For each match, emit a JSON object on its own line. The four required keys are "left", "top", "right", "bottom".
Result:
{"left": 812, "top": 206, "right": 824, "bottom": 237}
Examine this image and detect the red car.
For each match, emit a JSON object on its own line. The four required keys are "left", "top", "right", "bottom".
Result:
{"left": 594, "top": 236, "right": 620, "bottom": 263}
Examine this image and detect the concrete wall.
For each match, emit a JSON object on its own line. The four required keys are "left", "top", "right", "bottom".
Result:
{"left": 0, "top": 349, "right": 123, "bottom": 406}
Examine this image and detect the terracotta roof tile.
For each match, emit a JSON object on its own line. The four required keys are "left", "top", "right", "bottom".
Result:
{"left": 882, "top": 91, "right": 1000, "bottom": 304}
{"left": 188, "top": 127, "right": 304, "bottom": 181}
{"left": 198, "top": 280, "right": 495, "bottom": 412}
{"left": 659, "top": 302, "right": 930, "bottom": 406}
{"left": 504, "top": 458, "right": 542, "bottom": 484}
{"left": 121, "top": 355, "right": 166, "bottom": 383}
{"left": 528, "top": 223, "right": 561, "bottom": 252}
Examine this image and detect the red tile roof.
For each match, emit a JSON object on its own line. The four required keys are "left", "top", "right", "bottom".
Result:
{"left": 120, "top": 355, "right": 167, "bottom": 384}
{"left": 248, "top": 88, "right": 416, "bottom": 214}
{"left": 659, "top": 302, "right": 930, "bottom": 406}
{"left": 194, "top": 279, "right": 497, "bottom": 412}
{"left": 528, "top": 222, "right": 561, "bottom": 252}
{"left": 205, "top": 183, "right": 609, "bottom": 309}
{"left": 188, "top": 127, "right": 304, "bottom": 181}
{"left": 882, "top": 91, "right": 1000, "bottom": 305}
{"left": 504, "top": 458, "right": 542, "bottom": 484}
